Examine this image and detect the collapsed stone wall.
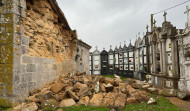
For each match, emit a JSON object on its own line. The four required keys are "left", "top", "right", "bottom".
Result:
{"left": 23, "top": 0, "right": 77, "bottom": 62}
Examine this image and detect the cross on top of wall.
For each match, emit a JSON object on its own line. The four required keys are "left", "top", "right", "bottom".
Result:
{"left": 153, "top": 19, "right": 157, "bottom": 27}
{"left": 163, "top": 11, "right": 167, "bottom": 22}
{"left": 138, "top": 32, "right": 140, "bottom": 38}
{"left": 95, "top": 46, "right": 98, "bottom": 50}
{"left": 184, "top": 5, "right": 190, "bottom": 23}
{"left": 146, "top": 25, "right": 149, "bottom": 32}
{"left": 110, "top": 45, "right": 112, "bottom": 49}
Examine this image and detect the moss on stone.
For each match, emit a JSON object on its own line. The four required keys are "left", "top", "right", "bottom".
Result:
{"left": 0, "top": 98, "right": 12, "bottom": 108}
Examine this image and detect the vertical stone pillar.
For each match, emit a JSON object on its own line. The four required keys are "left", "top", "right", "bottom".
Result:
{"left": 171, "top": 38, "right": 177, "bottom": 76}
{"left": 159, "top": 41, "right": 163, "bottom": 73}
{"left": 138, "top": 48, "right": 140, "bottom": 71}
{"left": 0, "top": 0, "right": 26, "bottom": 106}
{"left": 151, "top": 42, "right": 157, "bottom": 73}
{"left": 0, "top": 0, "right": 14, "bottom": 106}
{"left": 161, "top": 39, "right": 167, "bottom": 75}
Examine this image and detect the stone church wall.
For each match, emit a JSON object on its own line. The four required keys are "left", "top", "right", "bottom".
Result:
{"left": 0, "top": 0, "right": 90, "bottom": 105}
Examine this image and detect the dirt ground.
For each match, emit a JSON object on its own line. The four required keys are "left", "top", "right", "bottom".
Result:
{"left": 166, "top": 97, "right": 190, "bottom": 111}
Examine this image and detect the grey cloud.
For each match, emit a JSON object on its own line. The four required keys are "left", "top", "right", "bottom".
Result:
{"left": 57, "top": 0, "right": 188, "bottom": 51}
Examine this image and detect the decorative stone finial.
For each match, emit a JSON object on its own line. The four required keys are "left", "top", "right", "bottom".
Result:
{"left": 177, "top": 29, "right": 180, "bottom": 35}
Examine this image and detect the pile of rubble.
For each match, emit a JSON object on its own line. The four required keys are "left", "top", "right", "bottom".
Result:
{"left": 14, "top": 72, "right": 150, "bottom": 111}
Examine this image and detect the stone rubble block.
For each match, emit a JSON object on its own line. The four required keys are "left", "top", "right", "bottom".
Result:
{"left": 14, "top": 72, "right": 151, "bottom": 110}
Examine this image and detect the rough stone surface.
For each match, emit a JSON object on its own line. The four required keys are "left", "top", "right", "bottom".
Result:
{"left": 51, "top": 83, "right": 65, "bottom": 93}
{"left": 29, "top": 89, "right": 41, "bottom": 96}
{"left": 127, "top": 97, "right": 137, "bottom": 104}
{"left": 21, "top": 102, "right": 38, "bottom": 111}
{"left": 102, "top": 92, "right": 116, "bottom": 107}
{"left": 114, "top": 93, "right": 126, "bottom": 109}
{"left": 78, "top": 96, "right": 90, "bottom": 106}
{"left": 60, "top": 98, "right": 76, "bottom": 107}
{"left": 177, "top": 91, "right": 190, "bottom": 100}
{"left": 68, "top": 90, "right": 79, "bottom": 101}
{"left": 90, "top": 93, "right": 104, "bottom": 107}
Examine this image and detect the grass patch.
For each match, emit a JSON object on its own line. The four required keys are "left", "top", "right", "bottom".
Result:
{"left": 44, "top": 93, "right": 182, "bottom": 111}
{"left": 101, "top": 75, "right": 126, "bottom": 81}
{"left": 121, "top": 96, "right": 182, "bottom": 111}
{"left": 43, "top": 105, "right": 109, "bottom": 111}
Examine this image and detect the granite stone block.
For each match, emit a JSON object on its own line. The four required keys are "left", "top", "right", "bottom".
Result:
{"left": 13, "top": 74, "right": 19, "bottom": 85}
{"left": 22, "top": 56, "right": 33, "bottom": 63}
{"left": 21, "top": 45, "right": 27, "bottom": 54}
{"left": 27, "top": 64, "right": 36, "bottom": 72}
{"left": 33, "top": 57, "right": 43, "bottom": 64}
{"left": 21, "top": 36, "right": 29, "bottom": 46}
{"left": 28, "top": 82, "right": 36, "bottom": 91}
{"left": 36, "top": 63, "right": 43, "bottom": 72}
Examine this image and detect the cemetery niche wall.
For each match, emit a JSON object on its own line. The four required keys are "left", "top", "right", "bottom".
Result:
{"left": 90, "top": 42, "right": 135, "bottom": 78}
{"left": 178, "top": 6, "right": 190, "bottom": 94}
{"left": 134, "top": 34, "right": 148, "bottom": 81}
{"left": 146, "top": 12, "right": 180, "bottom": 90}
{"left": 89, "top": 6, "right": 190, "bottom": 96}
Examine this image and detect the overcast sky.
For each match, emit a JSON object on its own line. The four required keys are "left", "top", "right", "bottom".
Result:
{"left": 57, "top": 0, "right": 188, "bottom": 51}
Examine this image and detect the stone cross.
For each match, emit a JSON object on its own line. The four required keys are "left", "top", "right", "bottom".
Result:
{"left": 110, "top": 45, "right": 112, "bottom": 49}
{"left": 103, "top": 48, "right": 105, "bottom": 50}
{"left": 95, "top": 46, "right": 98, "bottom": 50}
{"left": 146, "top": 25, "right": 149, "bottom": 32}
{"left": 153, "top": 19, "right": 156, "bottom": 27}
{"left": 163, "top": 11, "right": 167, "bottom": 22}
{"left": 184, "top": 5, "right": 190, "bottom": 23}
{"left": 138, "top": 32, "right": 140, "bottom": 37}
